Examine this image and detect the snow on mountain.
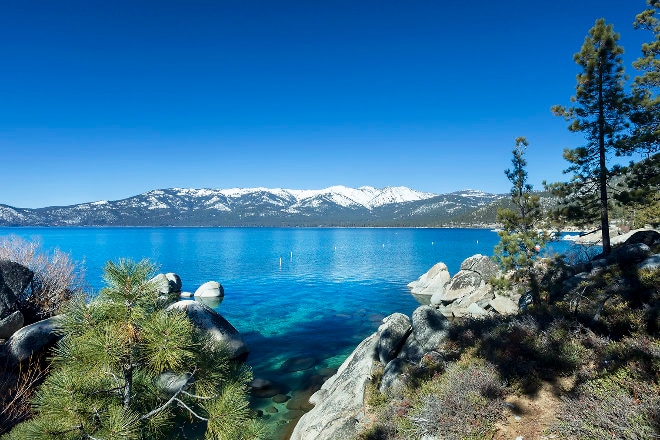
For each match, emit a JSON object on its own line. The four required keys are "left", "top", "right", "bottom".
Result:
{"left": 0, "top": 186, "right": 506, "bottom": 227}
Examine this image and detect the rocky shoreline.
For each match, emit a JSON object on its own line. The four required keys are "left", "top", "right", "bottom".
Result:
{"left": 291, "top": 228, "right": 660, "bottom": 439}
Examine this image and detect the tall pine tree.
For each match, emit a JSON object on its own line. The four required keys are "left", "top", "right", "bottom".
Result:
{"left": 630, "top": 0, "right": 660, "bottom": 156}
{"left": 550, "top": 18, "right": 629, "bottom": 256}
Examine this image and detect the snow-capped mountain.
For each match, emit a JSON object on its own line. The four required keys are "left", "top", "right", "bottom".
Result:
{"left": 0, "top": 186, "right": 504, "bottom": 227}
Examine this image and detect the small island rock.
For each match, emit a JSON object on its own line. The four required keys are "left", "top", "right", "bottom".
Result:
{"left": 195, "top": 281, "right": 225, "bottom": 298}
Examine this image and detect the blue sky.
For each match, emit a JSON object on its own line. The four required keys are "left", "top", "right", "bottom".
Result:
{"left": 0, "top": 0, "right": 651, "bottom": 208}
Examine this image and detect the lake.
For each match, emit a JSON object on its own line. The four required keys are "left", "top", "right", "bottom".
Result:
{"left": 0, "top": 227, "right": 571, "bottom": 437}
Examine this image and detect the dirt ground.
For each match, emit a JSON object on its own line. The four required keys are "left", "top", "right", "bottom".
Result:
{"left": 493, "top": 378, "right": 575, "bottom": 440}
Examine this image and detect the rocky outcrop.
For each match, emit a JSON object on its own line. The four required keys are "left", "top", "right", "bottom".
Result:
{"left": 290, "top": 333, "right": 378, "bottom": 440}
{"left": 398, "top": 306, "right": 451, "bottom": 362}
{"left": 410, "top": 254, "right": 508, "bottom": 318}
{"left": 166, "top": 300, "right": 248, "bottom": 361}
{"left": 407, "top": 262, "right": 451, "bottom": 300}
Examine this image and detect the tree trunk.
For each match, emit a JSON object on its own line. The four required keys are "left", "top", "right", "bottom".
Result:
{"left": 123, "top": 365, "right": 132, "bottom": 408}
{"left": 598, "top": 61, "right": 611, "bottom": 255}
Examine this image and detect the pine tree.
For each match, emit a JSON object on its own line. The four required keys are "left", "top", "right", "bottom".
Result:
{"left": 630, "top": 0, "right": 660, "bottom": 157}
{"left": 7, "top": 259, "right": 262, "bottom": 440}
{"left": 549, "top": 18, "right": 630, "bottom": 256}
{"left": 493, "top": 137, "right": 549, "bottom": 304}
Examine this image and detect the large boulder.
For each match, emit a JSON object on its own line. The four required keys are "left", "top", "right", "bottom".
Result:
{"left": 379, "top": 357, "right": 407, "bottom": 397}
{"left": 166, "top": 301, "right": 248, "bottom": 361}
{"left": 610, "top": 243, "right": 652, "bottom": 265}
{"left": 0, "top": 260, "right": 33, "bottom": 319}
{"left": 460, "top": 254, "right": 499, "bottom": 280}
{"left": 399, "top": 306, "right": 450, "bottom": 362}
{"left": 408, "top": 263, "right": 451, "bottom": 298}
{"left": 624, "top": 229, "right": 660, "bottom": 247}
{"left": 0, "top": 310, "right": 24, "bottom": 339}
{"left": 165, "top": 273, "right": 182, "bottom": 292}
{"left": 489, "top": 295, "right": 519, "bottom": 315}
{"left": 290, "top": 333, "right": 378, "bottom": 440}
{"left": 376, "top": 313, "right": 411, "bottom": 364}
{"left": 440, "top": 270, "right": 484, "bottom": 303}
{"left": 5, "top": 316, "right": 61, "bottom": 365}
{"left": 194, "top": 281, "right": 225, "bottom": 299}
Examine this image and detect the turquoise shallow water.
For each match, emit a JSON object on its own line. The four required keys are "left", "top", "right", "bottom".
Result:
{"left": 0, "top": 227, "right": 570, "bottom": 436}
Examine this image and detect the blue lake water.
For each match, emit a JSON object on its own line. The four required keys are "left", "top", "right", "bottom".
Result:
{"left": 0, "top": 227, "right": 571, "bottom": 436}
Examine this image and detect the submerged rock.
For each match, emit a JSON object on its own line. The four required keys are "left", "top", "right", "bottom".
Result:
{"left": 280, "top": 356, "right": 318, "bottom": 372}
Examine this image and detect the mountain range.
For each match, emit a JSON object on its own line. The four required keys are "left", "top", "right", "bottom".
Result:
{"left": 0, "top": 186, "right": 506, "bottom": 227}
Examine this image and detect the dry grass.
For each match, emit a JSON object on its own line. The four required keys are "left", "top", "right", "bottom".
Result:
{"left": 0, "top": 235, "right": 87, "bottom": 323}
{"left": 0, "top": 355, "right": 49, "bottom": 434}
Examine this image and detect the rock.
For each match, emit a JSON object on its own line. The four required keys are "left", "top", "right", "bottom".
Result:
{"left": 0, "top": 310, "right": 24, "bottom": 339}
{"left": 376, "top": 313, "right": 411, "bottom": 364}
{"left": 157, "top": 371, "right": 192, "bottom": 394}
{"left": 5, "top": 316, "right": 61, "bottom": 365}
{"left": 195, "top": 296, "right": 222, "bottom": 309}
{"left": 379, "top": 358, "right": 407, "bottom": 397}
{"left": 249, "top": 378, "right": 272, "bottom": 389}
{"left": 0, "top": 260, "right": 33, "bottom": 319}
{"left": 286, "top": 389, "right": 316, "bottom": 412}
{"left": 637, "top": 254, "right": 660, "bottom": 271}
{"left": 265, "top": 406, "right": 278, "bottom": 414}
{"left": 195, "top": 281, "right": 225, "bottom": 298}
{"left": 280, "top": 356, "right": 317, "bottom": 372}
{"left": 166, "top": 301, "right": 248, "bottom": 361}
{"left": 440, "top": 270, "right": 484, "bottom": 303}
{"left": 452, "top": 284, "right": 494, "bottom": 308}
{"left": 272, "top": 393, "right": 290, "bottom": 403}
{"left": 0, "top": 260, "right": 34, "bottom": 298}
{"left": 179, "top": 291, "right": 194, "bottom": 298}
{"left": 610, "top": 243, "right": 652, "bottom": 265}
{"left": 290, "top": 333, "right": 378, "bottom": 440}
{"left": 408, "top": 263, "right": 451, "bottom": 297}
{"left": 150, "top": 274, "right": 171, "bottom": 294}
{"left": 460, "top": 254, "right": 499, "bottom": 280}
{"left": 489, "top": 296, "right": 519, "bottom": 315}
{"left": 465, "top": 303, "right": 488, "bottom": 317}
{"left": 624, "top": 229, "right": 660, "bottom": 247}
{"left": 562, "top": 272, "right": 591, "bottom": 292}
{"left": 249, "top": 379, "right": 290, "bottom": 398}
{"left": 399, "top": 306, "right": 450, "bottom": 362}
{"left": 518, "top": 291, "right": 534, "bottom": 311}
{"left": 165, "top": 273, "right": 182, "bottom": 292}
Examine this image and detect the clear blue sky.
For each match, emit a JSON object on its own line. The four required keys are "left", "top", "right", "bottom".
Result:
{"left": 0, "top": 0, "right": 651, "bottom": 208}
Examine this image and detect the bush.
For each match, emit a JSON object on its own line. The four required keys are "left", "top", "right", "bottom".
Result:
{"left": 553, "top": 368, "right": 660, "bottom": 439}
{"left": 6, "top": 259, "right": 262, "bottom": 440}
{"left": 0, "top": 235, "right": 86, "bottom": 323}
{"left": 401, "top": 360, "right": 505, "bottom": 440}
